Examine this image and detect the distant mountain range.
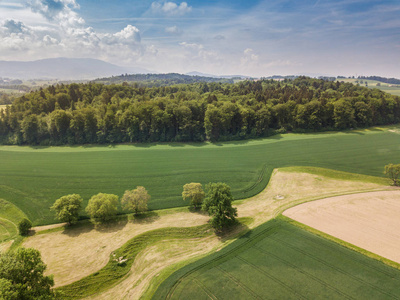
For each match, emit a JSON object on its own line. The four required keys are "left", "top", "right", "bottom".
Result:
{"left": 0, "top": 58, "right": 149, "bottom": 80}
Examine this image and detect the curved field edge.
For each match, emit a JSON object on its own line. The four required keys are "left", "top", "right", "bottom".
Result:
{"left": 1, "top": 125, "right": 400, "bottom": 225}
{"left": 153, "top": 218, "right": 400, "bottom": 300}
{"left": 0, "top": 198, "right": 28, "bottom": 244}
{"left": 56, "top": 225, "right": 214, "bottom": 299}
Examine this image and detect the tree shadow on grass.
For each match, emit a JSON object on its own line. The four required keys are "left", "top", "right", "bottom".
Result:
{"left": 215, "top": 220, "right": 250, "bottom": 243}
{"left": 95, "top": 217, "right": 129, "bottom": 233}
{"left": 129, "top": 211, "right": 160, "bottom": 224}
{"left": 61, "top": 221, "right": 94, "bottom": 237}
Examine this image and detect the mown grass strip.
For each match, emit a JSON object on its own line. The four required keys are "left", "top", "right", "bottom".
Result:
{"left": 56, "top": 224, "right": 213, "bottom": 299}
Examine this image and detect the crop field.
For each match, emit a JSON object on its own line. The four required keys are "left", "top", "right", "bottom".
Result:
{"left": 1, "top": 127, "right": 399, "bottom": 226}
{"left": 339, "top": 78, "right": 400, "bottom": 96}
{"left": 284, "top": 190, "right": 400, "bottom": 264}
{"left": 154, "top": 218, "right": 400, "bottom": 299}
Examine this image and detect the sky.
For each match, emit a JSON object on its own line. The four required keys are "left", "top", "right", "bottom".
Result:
{"left": 0, "top": 0, "right": 399, "bottom": 77}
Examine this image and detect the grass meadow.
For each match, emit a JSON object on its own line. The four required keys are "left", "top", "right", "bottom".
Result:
{"left": 154, "top": 218, "right": 400, "bottom": 300}
{"left": 1, "top": 127, "right": 399, "bottom": 226}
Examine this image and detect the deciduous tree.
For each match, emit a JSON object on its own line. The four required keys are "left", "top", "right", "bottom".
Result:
{"left": 384, "top": 163, "right": 400, "bottom": 186}
{"left": 0, "top": 248, "right": 55, "bottom": 299}
{"left": 121, "top": 186, "right": 150, "bottom": 215}
{"left": 18, "top": 218, "right": 32, "bottom": 236}
{"left": 202, "top": 183, "right": 237, "bottom": 230}
{"left": 51, "top": 194, "right": 83, "bottom": 225}
{"left": 85, "top": 193, "right": 119, "bottom": 224}
{"left": 182, "top": 183, "right": 205, "bottom": 209}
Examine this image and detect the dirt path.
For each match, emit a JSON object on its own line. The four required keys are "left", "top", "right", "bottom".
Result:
{"left": 23, "top": 169, "right": 389, "bottom": 295}
{"left": 284, "top": 190, "right": 400, "bottom": 264}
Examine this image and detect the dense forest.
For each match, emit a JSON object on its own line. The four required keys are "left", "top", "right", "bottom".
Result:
{"left": 93, "top": 73, "right": 235, "bottom": 86}
{"left": 1, "top": 77, "right": 400, "bottom": 145}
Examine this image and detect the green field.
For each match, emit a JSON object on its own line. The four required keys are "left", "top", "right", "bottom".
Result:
{"left": 1, "top": 127, "right": 399, "bottom": 226}
{"left": 154, "top": 218, "right": 400, "bottom": 299}
{"left": 339, "top": 78, "right": 400, "bottom": 96}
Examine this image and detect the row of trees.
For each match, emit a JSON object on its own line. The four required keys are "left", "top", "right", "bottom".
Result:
{"left": 50, "top": 182, "right": 236, "bottom": 230}
{"left": 1, "top": 77, "right": 400, "bottom": 145}
{"left": 51, "top": 187, "right": 150, "bottom": 226}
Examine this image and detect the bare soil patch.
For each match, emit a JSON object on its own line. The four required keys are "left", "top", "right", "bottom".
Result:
{"left": 284, "top": 190, "right": 400, "bottom": 264}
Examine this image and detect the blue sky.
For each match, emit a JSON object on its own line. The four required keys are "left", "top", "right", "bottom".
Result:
{"left": 0, "top": 0, "right": 399, "bottom": 77}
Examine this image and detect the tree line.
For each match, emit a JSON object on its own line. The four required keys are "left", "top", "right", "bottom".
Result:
{"left": 1, "top": 77, "right": 400, "bottom": 145}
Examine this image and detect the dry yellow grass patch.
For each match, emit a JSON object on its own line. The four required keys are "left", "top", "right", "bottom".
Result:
{"left": 284, "top": 190, "right": 400, "bottom": 264}
{"left": 236, "top": 169, "right": 386, "bottom": 229}
{"left": 0, "top": 240, "right": 13, "bottom": 253}
{"left": 23, "top": 168, "right": 390, "bottom": 296}
{"left": 87, "top": 236, "right": 220, "bottom": 300}
{"left": 23, "top": 212, "right": 209, "bottom": 287}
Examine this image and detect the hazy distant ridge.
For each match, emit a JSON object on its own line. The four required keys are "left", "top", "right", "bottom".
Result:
{"left": 0, "top": 58, "right": 148, "bottom": 80}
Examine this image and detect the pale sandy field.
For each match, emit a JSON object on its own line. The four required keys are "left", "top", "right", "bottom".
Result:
{"left": 22, "top": 168, "right": 390, "bottom": 298}
{"left": 284, "top": 190, "right": 400, "bottom": 264}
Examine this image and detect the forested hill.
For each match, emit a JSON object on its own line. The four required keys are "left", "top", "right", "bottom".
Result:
{"left": 93, "top": 73, "right": 235, "bottom": 86}
{"left": 358, "top": 76, "right": 400, "bottom": 85}
{"left": 1, "top": 77, "right": 400, "bottom": 145}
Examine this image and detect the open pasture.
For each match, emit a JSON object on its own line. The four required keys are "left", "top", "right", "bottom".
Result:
{"left": 1, "top": 127, "right": 399, "bottom": 225}
{"left": 284, "top": 190, "right": 400, "bottom": 264}
{"left": 155, "top": 218, "right": 400, "bottom": 300}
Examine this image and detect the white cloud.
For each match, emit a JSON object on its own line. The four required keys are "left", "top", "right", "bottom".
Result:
{"left": 151, "top": 1, "right": 192, "bottom": 16}
{"left": 165, "top": 25, "right": 181, "bottom": 35}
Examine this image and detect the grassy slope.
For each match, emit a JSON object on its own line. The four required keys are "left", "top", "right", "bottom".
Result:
{"left": 0, "top": 198, "right": 27, "bottom": 242}
{"left": 154, "top": 218, "right": 400, "bottom": 300}
{"left": 1, "top": 127, "right": 399, "bottom": 225}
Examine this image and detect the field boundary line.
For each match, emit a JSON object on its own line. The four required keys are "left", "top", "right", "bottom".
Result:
{"left": 271, "top": 234, "right": 399, "bottom": 299}
{"left": 193, "top": 278, "right": 218, "bottom": 300}
{"left": 252, "top": 245, "right": 354, "bottom": 300}
{"left": 235, "top": 255, "right": 307, "bottom": 300}
{"left": 280, "top": 221, "right": 400, "bottom": 278}
{"left": 216, "top": 266, "right": 262, "bottom": 300}
{"left": 165, "top": 224, "right": 279, "bottom": 299}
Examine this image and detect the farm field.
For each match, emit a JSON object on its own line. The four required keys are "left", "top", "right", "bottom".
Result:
{"left": 154, "top": 218, "right": 400, "bottom": 300}
{"left": 22, "top": 168, "right": 389, "bottom": 298}
{"left": 284, "top": 190, "right": 400, "bottom": 264}
{"left": 0, "top": 127, "right": 399, "bottom": 226}
{"left": 339, "top": 78, "right": 400, "bottom": 96}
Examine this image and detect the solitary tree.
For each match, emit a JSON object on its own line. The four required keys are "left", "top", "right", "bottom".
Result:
{"left": 85, "top": 193, "right": 119, "bottom": 224}
{"left": 384, "top": 163, "right": 400, "bottom": 186}
{"left": 18, "top": 218, "right": 32, "bottom": 236}
{"left": 202, "top": 183, "right": 237, "bottom": 230}
{"left": 51, "top": 194, "right": 83, "bottom": 225}
{"left": 121, "top": 186, "right": 150, "bottom": 215}
{"left": 0, "top": 248, "right": 55, "bottom": 299}
{"left": 182, "top": 183, "right": 205, "bottom": 209}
